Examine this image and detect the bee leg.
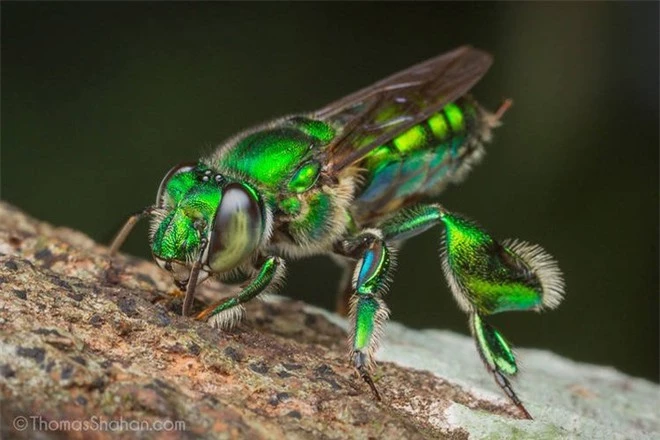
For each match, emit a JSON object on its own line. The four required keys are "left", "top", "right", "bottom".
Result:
{"left": 470, "top": 313, "right": 532, "bottom": 420}
{"left": 181, "top": 255, "right": 204, "bottom": 317}
{"left": 335, "top": 259, "right": 357, "bottom": 316}
{"left": 109, "top": 207, "right": 155, "bottom": 255}
{"left": 438, "top": 208, "right": 563, "bottom": 419}
{"left": 105, "top": 207, "right": 156, "bottom": 284}
{"left": 339, "top": 230, "right": 395, "bottom": 401}
{"left": 195, "top": 256, "right": 285, "bottom": 328}
{"left": 376, "top": 204, "right": 559, "bottom": 418}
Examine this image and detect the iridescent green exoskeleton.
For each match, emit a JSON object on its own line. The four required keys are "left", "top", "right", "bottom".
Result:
{"left": 110, "top": 46, "right": 564, "bottom": 419}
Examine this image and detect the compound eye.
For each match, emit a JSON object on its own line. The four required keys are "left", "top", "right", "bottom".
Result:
{"left": 156, "top": 163, "right": 197, "bottom": 206}
{"left": 208, "top": 183, "right": 263, "bottom": 272}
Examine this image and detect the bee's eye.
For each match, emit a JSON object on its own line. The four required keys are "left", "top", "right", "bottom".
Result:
{"left": 208, "top": 183, "right": 263, "bottom": 272}
{"left": 156, "top": 163, "right": 197, "bottom": 206}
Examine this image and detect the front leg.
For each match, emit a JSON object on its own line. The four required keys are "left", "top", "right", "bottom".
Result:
{"left": 196, "top": 256, "right": 285, "bottom": 328}
{"left": 339, "top": 229, "right": 396, "bottom": 400}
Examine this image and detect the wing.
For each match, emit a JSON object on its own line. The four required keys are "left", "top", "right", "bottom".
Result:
{"left": 315, "top": 46, "right": 493, "bottom": 173}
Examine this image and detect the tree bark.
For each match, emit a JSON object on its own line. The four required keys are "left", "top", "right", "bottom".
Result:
{"left": 0, "top": 202, "right": 656, "bottom": 439}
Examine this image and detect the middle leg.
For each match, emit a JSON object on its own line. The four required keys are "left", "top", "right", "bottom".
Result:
{"left": 337, "top": 229, "right": 396, "bottom": 400}
{"left": 336, "top": 207, "right": 446, "bottom": 400}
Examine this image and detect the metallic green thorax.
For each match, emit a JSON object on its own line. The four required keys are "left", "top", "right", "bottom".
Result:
{"left": 209, "top": 117, "right": 342, "bottom": 247}
{"left": 440, "top": 211, "right": 544, "bottom": 314}
{"left": 152, "top": 169, "right": 221, "bottom": 260}
{"left": 218, "top": 117, "right": 335, "bottom": 191}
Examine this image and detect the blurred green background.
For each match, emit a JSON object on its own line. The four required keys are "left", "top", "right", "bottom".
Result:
{"left": 2, "top": 3, "right": 658, "bottom": 382}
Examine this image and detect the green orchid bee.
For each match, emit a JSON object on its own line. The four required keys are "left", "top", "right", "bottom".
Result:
{"left": 110, "top": 46, "right": 564, "bottom": 419}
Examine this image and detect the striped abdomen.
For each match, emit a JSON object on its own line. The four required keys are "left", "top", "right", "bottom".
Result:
{"left": 352, "top": 97, "right": 497, "bottom": 223}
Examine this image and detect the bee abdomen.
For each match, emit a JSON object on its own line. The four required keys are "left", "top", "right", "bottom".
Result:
{"left": 353, "top": 98, "right": 495, "bottom": 221}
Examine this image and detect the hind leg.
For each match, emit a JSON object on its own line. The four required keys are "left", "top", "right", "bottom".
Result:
{"left": 370, "top": 203, "right": 563, "bottom": 418}
{"left": 469, "top": 312, "right": 531, "bottom": 419}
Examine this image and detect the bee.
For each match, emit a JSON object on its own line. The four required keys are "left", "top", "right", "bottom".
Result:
{"left": 110, "top": 46, "right": 564, "bottom": 419}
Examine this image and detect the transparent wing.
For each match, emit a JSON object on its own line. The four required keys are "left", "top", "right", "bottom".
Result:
{"left": 315, "top": 46, "right": 493, "bottom": 173}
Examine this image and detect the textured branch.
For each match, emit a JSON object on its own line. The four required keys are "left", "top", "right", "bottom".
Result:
{"left": 0, "top": 202, "right": 657, "bottom": 439}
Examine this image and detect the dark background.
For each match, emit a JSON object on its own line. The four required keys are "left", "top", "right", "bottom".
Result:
{"left": 2, "top": 3, "right": 658, "bottom": 382}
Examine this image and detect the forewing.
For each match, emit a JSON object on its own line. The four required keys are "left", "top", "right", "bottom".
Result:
{"left": 315, "top": 46, "right": 493, "bottom": 173}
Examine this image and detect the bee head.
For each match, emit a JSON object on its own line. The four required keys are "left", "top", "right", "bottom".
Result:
{"left": 149, "top": 163, "right": 266, "bottom": 280}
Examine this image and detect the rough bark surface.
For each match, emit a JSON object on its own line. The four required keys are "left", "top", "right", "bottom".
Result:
{"left": 0, "top": 202, "right": 657, "bottom": 439}
{"left": 0, "top": 202, "right": 516, "bottom": 439}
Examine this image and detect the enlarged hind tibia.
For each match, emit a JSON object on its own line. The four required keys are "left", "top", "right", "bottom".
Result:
{"left": 371, "top": 203, "right": 564, "bottom": 416}
{"left": 378, "top": 202, "right": 564, "bottom": 316}
{"left": 438, "top": 210, "right": 565, "bottom": 315}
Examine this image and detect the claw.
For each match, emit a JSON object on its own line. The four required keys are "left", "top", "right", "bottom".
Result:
{"left": 359, "top": 367, "right": 382, "bottom": 401}
{"left": 494, "top": 370, "right": 533, "bottom": 420}
{"left": 518, "top": 404, "right": 533, "bottom": 420}
{"left": 354, "top": 350, "right": 382, "bottom": 401}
